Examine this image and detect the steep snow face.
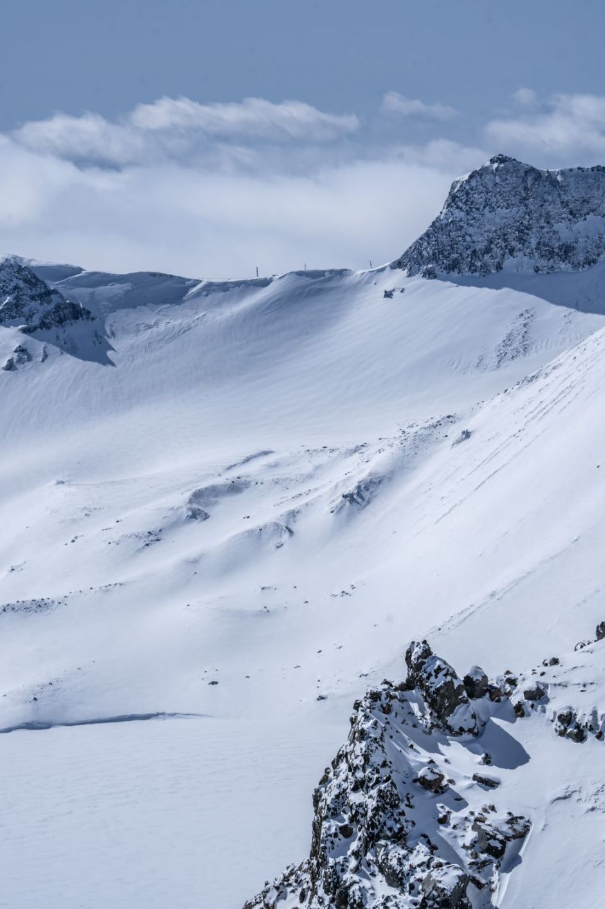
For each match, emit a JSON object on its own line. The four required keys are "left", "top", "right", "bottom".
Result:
{"left": 0, "top": 257, "right": 93, "bottom": 332}
{"left": 395, "top": 156, "right": 605, "bottom": 277}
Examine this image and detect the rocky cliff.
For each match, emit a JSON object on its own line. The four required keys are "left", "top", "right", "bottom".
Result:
{"left": 394, "top": 155, "right": 605, "bottom": 277}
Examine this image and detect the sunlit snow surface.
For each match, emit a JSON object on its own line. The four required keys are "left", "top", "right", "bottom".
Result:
{"left": 0, "top": 261, "right": 604, "bottom": 908}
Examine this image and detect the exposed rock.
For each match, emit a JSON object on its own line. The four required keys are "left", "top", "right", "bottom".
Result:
{"left": 523, "top": 682, "right": 546, "bottom": 701}
{"left": 472, "top": 773, "right": 500, "bottom": 790}
{"left": 243, "top": 643, "right": 536, "bottom": 909}
{"left": 2, "top": 344, "right": 32, "bottom": 372}
{"left": 596, "top": 621, "right": 605, "bottom": 641}
{"left": 554, "top": 707, "right": 588, "bottom": 743}
{"left": 405, "top": 640, "right": 480, "bottom": 736}
{"left": 394, "top": 156, "right": 605, "bottom": 277}
{"left": 420, "top": 865, "right": 470, "bottom": 908}
{"left": 487, "top": 683, "right": 504, "bottom": 702}
{"left": 462, "top": 665, "right": 488, "bottom": 700}
{"left": 416, "top": 766, "right": 446, "bottom": 794}
{"left": 471, "top": 819, "right": 507, "bottom": 859}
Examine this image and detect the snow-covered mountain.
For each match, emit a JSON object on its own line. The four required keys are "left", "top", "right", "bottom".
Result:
{"left": 0, "top": 157, "right": 604, "bottom": 909}
{"left": 394, "top": 155, "right": 605, "bottom": 277}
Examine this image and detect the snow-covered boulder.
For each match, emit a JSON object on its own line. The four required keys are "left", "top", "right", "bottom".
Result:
{"left": 462, "top": 665, "right": 489, "bottom": 700}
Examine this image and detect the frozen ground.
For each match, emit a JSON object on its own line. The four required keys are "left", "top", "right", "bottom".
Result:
{"left": 1, "top": 258, "right": 604, "bottom": 907}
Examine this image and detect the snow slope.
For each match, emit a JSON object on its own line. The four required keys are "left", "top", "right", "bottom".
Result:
{"left": 1, "top": 187, "right": 604, "bottom": 907}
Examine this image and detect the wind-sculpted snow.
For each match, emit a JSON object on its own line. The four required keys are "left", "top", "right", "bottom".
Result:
{"left": 244, "top": 640, "right": 604, "bottom": 909}
{"left": 395, "top": 156, "right": 605, "bottom": 277}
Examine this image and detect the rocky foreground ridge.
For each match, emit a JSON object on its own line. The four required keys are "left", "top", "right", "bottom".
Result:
{"left": 394, "top": 155, "right": 605, "bottom": 277}
{"left": 245, "top": 629, "right": 605, "bottom": 909}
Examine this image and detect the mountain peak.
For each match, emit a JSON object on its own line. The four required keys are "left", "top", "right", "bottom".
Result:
{"left": 396, "top": 156, "right": 605, "bottom": 277}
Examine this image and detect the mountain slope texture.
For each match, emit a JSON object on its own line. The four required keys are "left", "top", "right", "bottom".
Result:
{"left": 0, "top": 156, "right": 603, "bottom": 909}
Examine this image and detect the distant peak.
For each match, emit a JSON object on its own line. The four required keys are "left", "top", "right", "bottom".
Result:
{"left": 395, "top": 156, "right": 605, "bottom": 277}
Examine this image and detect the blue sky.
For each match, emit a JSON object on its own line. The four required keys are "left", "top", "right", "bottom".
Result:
{"left": 1, "top": 0, "right": 603, "bottom": 277}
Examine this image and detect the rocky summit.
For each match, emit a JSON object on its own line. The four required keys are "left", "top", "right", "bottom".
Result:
{"left": 394, "top": 155, "right": 605, "bottom": 277}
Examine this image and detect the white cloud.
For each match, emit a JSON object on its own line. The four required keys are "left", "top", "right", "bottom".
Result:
{"left": 381, "top": 92, "right": 458, "bottom": 122}
{"left": 12, "top": 98, "right": 360, "bottom": 168}
{"left": 130, "top": 96, "right": 360, "bottom": 141}
{"left": 13, "top": 113, "right": 149, "bottom": 168}
{"left": 0, "top": 134, "right": 460, "bottom": 279}
{"left": 486, "top": 92, "right": 605, "bottom": 162}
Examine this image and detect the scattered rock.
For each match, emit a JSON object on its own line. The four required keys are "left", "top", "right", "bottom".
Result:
{"left": 472, "top": 773, "right": 501, "bottom": 790}
{"left": 417, "top": 766, "right": 446, "bottom": 794}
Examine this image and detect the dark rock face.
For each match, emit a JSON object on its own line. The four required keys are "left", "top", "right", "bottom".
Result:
{"left": 596, "top": 622, "right": 605, "bottom": 641}
{"left": 0, "top": 258, "right": 93, "bottom": 333}
{"left": 405, "top": 641, "right": 480, "bottom": 736}
{"left": 394, "top": 156, "right": 605, "bottom": 277}
{"left": 463, "top": 666, "right": 489, "bottom": 700}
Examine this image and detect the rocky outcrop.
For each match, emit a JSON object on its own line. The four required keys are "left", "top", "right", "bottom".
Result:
{"left": 244, "top": 637, "right": 605, "bottom": 909}
{"left": 0, "top": 257, "right": 93, "bottom": 333}
{"left": 394, "top": 155, "right": 605, "bottom": 277}
{"left": 243, "top": 642, "right": 533, "bottom": 909}
{"left": 405, "top": 640, "right": 480, "bottom": 736}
